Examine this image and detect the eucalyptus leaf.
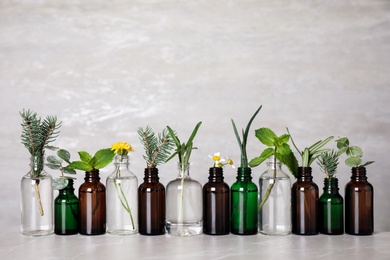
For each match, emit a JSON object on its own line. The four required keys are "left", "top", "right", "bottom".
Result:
{"left": 47, "top": 155, "right": 63, "bottom": 164}
{"left": 52, "top": 177, "right": 69, "bottom": 190}
{"left": 337, "top": 147, "right": 347, "bottom": 156}
{"left": 336, "top": 137, "right": 349, "bottom": 149}
{"left": 57, "top": 149, "right": 71, "bottom": 163}
{"left": 62, "top": 167, "right": 77, "bottom": 175}
{"left": 46, "top": 163, "right": 61, "bottom": 170}
{"left": 346, "top": 146, "right": 363, "bottom": 158}
{"left": 345, "top": 157, "right": 362, "bottom": 167}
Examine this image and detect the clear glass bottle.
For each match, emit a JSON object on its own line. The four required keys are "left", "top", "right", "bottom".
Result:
{"left": 345, "top": 166, "right": 373, "bottom": 235}
{"left": 319, "top": 178, "right": 343, "bottom": 235}
{"left": 230, "top": 167, "right": 258, "bottom": 235}
{"left": 203, "top": 167, "right": 230, "bottom": 235}
{"left": 138, "top": 167, "right": 165, "bottom": 235}
{"left": 259, "top": 158, "right": 291, "bottom": 235}
{"left": 79, "top": 169, "right": 106, "bottom": 235}
{"left": 54, "top": 178, "right": 79, "bottom": 235}
{"left": 291, "top": 167, "right": 319, "bottom": 235}
{"left": 106, "top": 154, "right": 138, "bottom": 235}
{"left": 166, "top": 163, "right": 203, "bottom": 236}
{"left": 21, "top": 156, "right": 54, "bottom": 236}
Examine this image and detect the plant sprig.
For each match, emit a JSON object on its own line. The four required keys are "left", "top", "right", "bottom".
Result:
{"left": 287, "top": 128, "right": 333, "bottom": 167}
{"left": 66, "top": 148, "right": 115, "bottom": 172}
{"left": 317, "top": 150, "right": 339, "bottom": 178}
{"left": 46, "top": 149, "right": 77, "bottom": 189}
{"left": 138, "top": 126, "right": 174, "bottom": 168}
{"left": 231, "top": 105, "right": 262, "bottom": 168}
{"left": 166, "top": 121, "right": 202, "bottom": 171}
{"left": 336, "top": 137, "right": 374, "bottom": 167}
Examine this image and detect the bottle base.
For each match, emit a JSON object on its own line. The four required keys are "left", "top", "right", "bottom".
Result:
{"left": 166, "top": 221, "right": 202, "bottom": 236}
{"left": 107, "top": 229, "right": 138, "bottom": 236}
{"left": 22, "top": 230, "right": 54, "bottom": 237}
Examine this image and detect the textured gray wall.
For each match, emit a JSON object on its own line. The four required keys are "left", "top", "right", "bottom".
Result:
{"left": 1, "top": 0, "right": 389, "bottom": 233}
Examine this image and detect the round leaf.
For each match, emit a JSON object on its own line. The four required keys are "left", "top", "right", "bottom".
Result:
{"left": 345, "top": 157, "right": 362, "bottom": 167}
{"left": 57, "top": 149, "right": 71, "bottom": 163}
{"left": 52, "top": 178, "right": 68, "bottom": 190}
{"left": 346, "top": 146, "right": 363, "bottom": 158}
{"left": 62, "top": 167, "right": 77, "bottom": 175}
{"left": 47, "top": 155, "right": 63, "bottom": 164}
{"left": 46, "top": 163, "right": 61, "bottom": 170}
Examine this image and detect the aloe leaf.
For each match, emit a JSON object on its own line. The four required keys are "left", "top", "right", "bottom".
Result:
{"left": 167, "top": 126, "right": 181, "bottom": 148}
{"left": 309, "top": 136, "right": 333, "bottom": 153}
{"left": 185, "top": 122, "right": 202, "bottom": 148}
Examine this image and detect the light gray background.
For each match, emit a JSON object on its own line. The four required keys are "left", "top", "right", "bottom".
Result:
{"left": 1, "top": 0, "right": 389, "bottom": 234}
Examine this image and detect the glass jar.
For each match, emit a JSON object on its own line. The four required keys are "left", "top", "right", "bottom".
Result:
{"left": 230, "top": 167, "right": 258, "bottom": 235}
{"left": 166, "top": 163, "right": 203, "bottom": 236}
{"left": 138, "top": 167, "right": 165, "bottom": 235}
{"left": 79, "top": 169, "right": 106, "bottom": 235}
{"left": 291, "top": 167, "right": 319, "bottom": 235}
{"left": 106, "top": 154, "right": 138, "bottom": 235}
{"left": 203, "top": 167, "right": 230, "bottom": 235}
{"left": 21, "top": 156, "right": 54, "bottom": 236}
{"left": 319, "top": 178, "right": 343, "bottom": 235}
{"left": 345, "top": 166, "right": 373, "bottom": 235}
{"left": 259, "top": 158, "right": 291, "bottom": 235}
{"left": 54, "top": 178, "right": 79, "bottom": 235}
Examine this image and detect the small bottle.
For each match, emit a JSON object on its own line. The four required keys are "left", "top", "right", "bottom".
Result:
{"left": 319, "top": 178, "right": 343, "bottom": 235}
{"left": 138, "top": 167, "right": 166, "bottom": 235}
{"left": 345, "top": 166, "right": 374, "bottom": 235}
{"left": 258, "top": 158, "right": 291, "bottom": 235}
{"left": 54, "top": 178, "right": 79, "bottom": 235}
{"left": 106, "top": 154, "right": 138, "bottom": 235}
{"left": 291, "top": 167, "right": 319, "bottom": 235}
{"left": 230, "top": 167, "right": 258, "bottom": 235}
{"left": 203, "top": 167, "right": 230, "bottom": 235}
{"left": 79, "top": 169, "right": 106, "bottom": 235}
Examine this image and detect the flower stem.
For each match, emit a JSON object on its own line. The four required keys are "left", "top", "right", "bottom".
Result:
{"left": 114, "top": 180, "right": 135, "bottom": 228}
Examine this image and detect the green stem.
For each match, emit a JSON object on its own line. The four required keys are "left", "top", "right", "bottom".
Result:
{"left": 178, "top": 166, "right": 186, "bottom": 223}
{"left": 114, "top": 180, "right": 135, "bottom": 228}
{"left": 258, "top": 154, "right": 277, "bottom": 212}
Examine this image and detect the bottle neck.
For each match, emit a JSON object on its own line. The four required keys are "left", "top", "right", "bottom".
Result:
{"left": 266, "top": 156, "right": 281, "bottom": 170}
{"left": 323, "top": 178, "right": 339, "bottom": 194}
{"left": 297, "top": 167, "right": 313, "bottom": 181}
{"left": 351, "top": 166, "right": 368, "bottom": 181}
{"left": 236, "top": 167, "right": 252, "bottom": 181}
{"left": 59, "top": 179, "right": 75, "bottom": 195}
{"left": 143, "top": 167, "right": 160, "bottom": 182}
{"left": 84, "top": 169, "right": 100, "bottom": 182}
{"left": 208, "top": 167, "right": 224, "bottom": 182}
{"left": 114, "top": 154, "right": 130, "bottom": 169}
{"left": 29, "top": 155, "right": 45, "bottom": 177}
{"left": 177, "top": 162, "right": 190, "bottom": 178}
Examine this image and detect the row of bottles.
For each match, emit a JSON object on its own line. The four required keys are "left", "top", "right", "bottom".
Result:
{"left": 21, "top": 156, "right": 373, "bottom": 236}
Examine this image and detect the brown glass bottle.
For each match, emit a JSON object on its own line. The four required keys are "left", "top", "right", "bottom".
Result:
{"left": 345, "top": 166, "right": 373, "bottom": 235}
{"left": 291, "top": 167, "right": 319, "bottom": 235}
{"left": 78, "top": 169, "right": 106, "bottom": 235}
{"left": 203, "top": 167, "right": 230, "bottom": 235}
{"left": 138, "top": 168, "right": 166, "bottom": 235}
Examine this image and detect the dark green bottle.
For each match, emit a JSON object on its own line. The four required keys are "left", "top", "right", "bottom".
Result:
{"left": 319, "top": 178, "right": 343, "bottom": 235}
{"left": 230, "top": 167, "right": 258, "bottom": 235}
{"left": 54, "top": 178, "right": 79, "bottom": 235}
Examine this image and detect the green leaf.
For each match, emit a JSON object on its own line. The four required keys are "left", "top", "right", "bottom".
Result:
{"left": 345, "top": 157, "right": 362, "bottom": 167}
{"left": 346, "top": 146, "right": 363, "bottom": 158}
{"left": 67, "top": 161, "right": 93, "bottom": 172}
{"left": 276, "top": 143, "right": 292, "bottom": 156}
{"left": 255, "top": 128, "right": 277, "bottom": 146}
{"left": 248, "top": 148, "right": 274, "bottom": 167}
{"left": 47, "top": 155, "right": 63, "bottom": 164}
{"left": 78, "top": 151, "right": 92, "bottom": 163}
{"left": 276, "top": 152, "right": 299, "bottom": 178}
{"left": 302, "top": 148, "right": 310, "bottom": 167}
{"left": 337, "top": 147, "right": 347, "bottom": 156}
{"left": 90, "top": 148, "right": 115, "bottom": 169}
{"left": 361, "top": 161, "right": 375, "bottom": 167}
{"left": 276, "top": 134, "right": 289, "bottom": 144}
{"left": 166, "top": 126, "right": 181, "bottom": 148}
{"left": 185, "top": 121, "right": 202, "bottom": 149}
{"left": 57, "top": 149, "right": 71, "bottom": 163}
{"left": 309, "top": 136, "right": 333, "bottom": 153}
{"left": 46, "top": 163, "right": 61, "bottom": 170}
{"left": 62, "top": 167, "right": 77, "bottom": 175}
{"left": 52, "top": 177, "right": 68, "bottom": 190}
{"left": 336, "top": 137, "right": 349, "bottom": 149}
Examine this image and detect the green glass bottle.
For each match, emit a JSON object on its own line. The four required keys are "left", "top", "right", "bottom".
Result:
{"left": 54, "top": 178, "right": 79, "bottom": 235}
{"left": 319, "top": 178, "right": 343, "bottom": 235}
{"left": 231, "top": 167, "right": 258, "bottom": 235}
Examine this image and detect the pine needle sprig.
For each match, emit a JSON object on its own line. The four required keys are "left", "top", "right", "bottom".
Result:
{"left": 317, "top": 150, "right": 339, "bottom": 178}
{"left": 138, "top": 126, "right": 174, "bottom": 168}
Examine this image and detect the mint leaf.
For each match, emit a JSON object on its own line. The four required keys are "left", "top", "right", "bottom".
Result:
{"left": 255, "top": 128, "right": 277, "bottom": 146}
{"left": 249, "top": 148, "right": 274, "bottom": 167}
{"left": 90, "top": 148, "right": 115, "bottom": 169}
{"left": 276, "top": 152, "right": 298, "bottom": 178}
{"left": 276, "top": 143, "right": 292, "bottom": 156}
{"left": 78, "top": 151, "right": 92, "bottom": 163}
{"left": 67, "top": 161, "right": 93, "bottom": 172}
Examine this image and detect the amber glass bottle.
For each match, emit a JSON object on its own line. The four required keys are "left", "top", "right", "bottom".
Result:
{"left": 138, "top": 168, "right": 166, "bottom": 235}
{"left": 345, "top": 166, "right": 374, "bottom": 235}
{"left": 203, "top": 167, "right": 230, "bottom": 235}
{"left": 291, "top": 167, "right": 319, "bottom": 235}
{"left": 79, "top": 170, "right": 106, "bottom": 235}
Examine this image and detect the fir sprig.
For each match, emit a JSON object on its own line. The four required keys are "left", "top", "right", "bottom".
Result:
{"left": 317, "top": 150, "right": 339, "bottom": 178}
{"left": 138, "top": 126, "right": 174, "bottom": 168}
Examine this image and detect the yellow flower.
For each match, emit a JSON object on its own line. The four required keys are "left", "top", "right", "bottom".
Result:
{"left": 111, "top": 142, "right": 134, "bottom": 156}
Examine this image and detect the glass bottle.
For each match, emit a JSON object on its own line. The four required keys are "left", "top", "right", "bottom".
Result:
{"left": 106, "top": 154, "right": 138, "bottom": 235}
{"left": 258, "top": 158, "right": 291, "bottom": 235}
{"left": 345, "top": 166, "right": 373, "bottom": 235}
{"left": 291, "top": 167, "right": 319, "bottom": 235}
{"left": 79, "top": 169, "right": 106, "bottom": 235}
{"left": 230, "top": 167, "right": 258, "bottom": 235}
{"left": 203, "top": 167, "right": 230, "bottom": 235}
{"left": 166, "top": 163, "right": 203, "bottom": 236}
{"left": 319, "top": 178, "right": 343, "bottom": 235}
{"left": 54, "top": 178, "right": 79, "bottom": 235}
{"left": 21, "top": 156, "right": 54, "bottom": 236}
{"left": 138, "top": 167, "right": 165, "bottom": 235}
